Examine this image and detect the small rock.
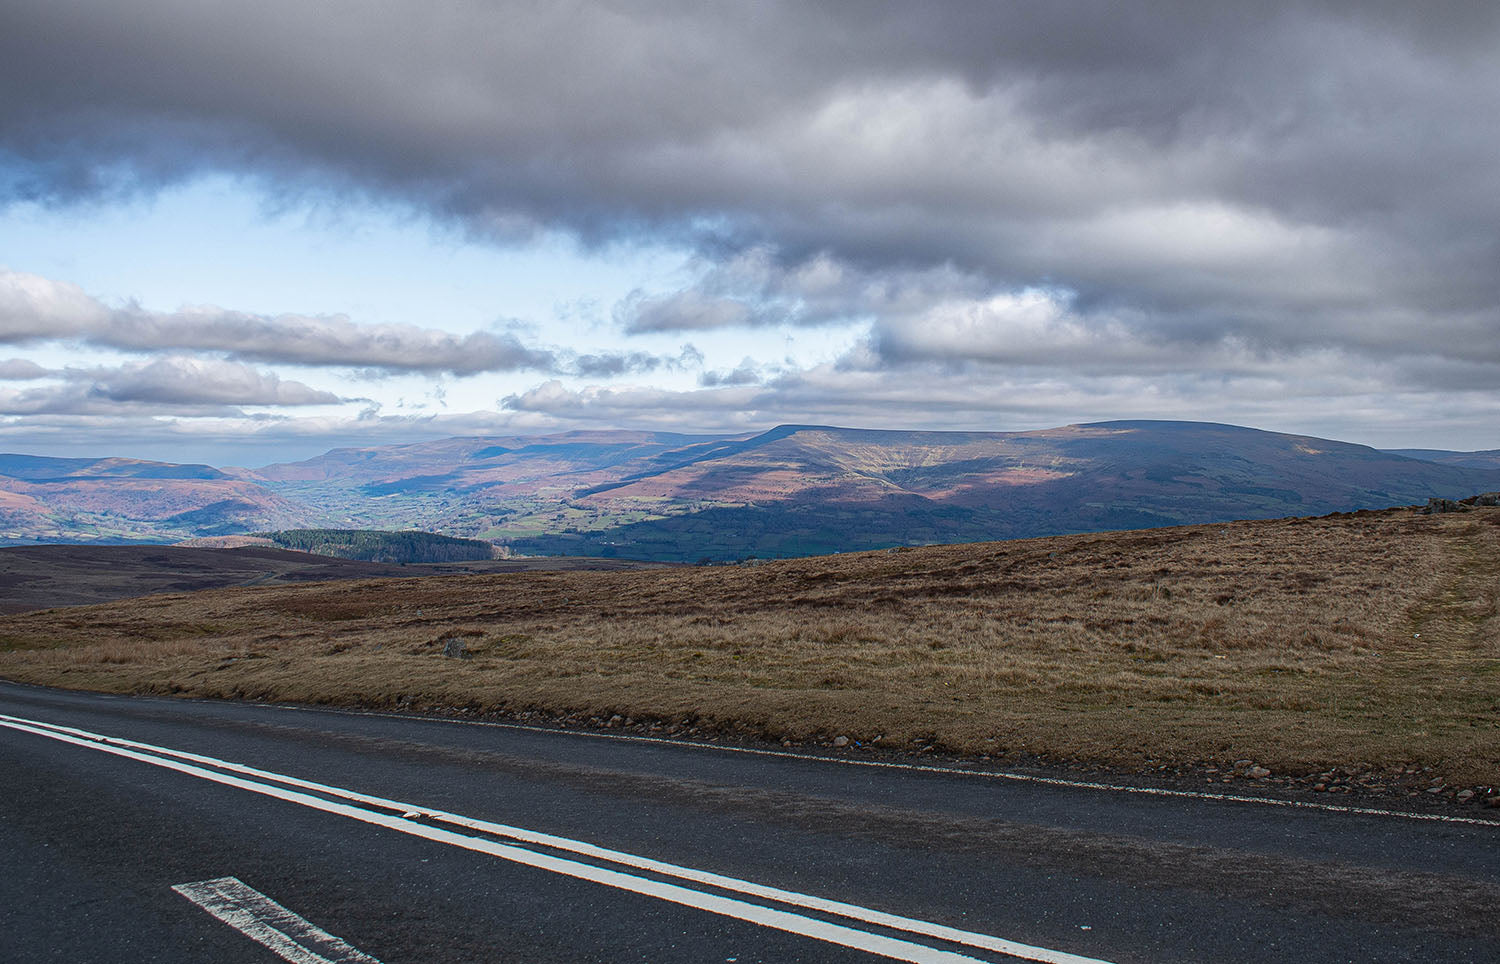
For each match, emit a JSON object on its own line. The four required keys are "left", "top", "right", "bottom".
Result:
{"left": 1246, "top": 766, "right": 1271, "bottom": 779}
{"left": 607, "top": 714, "right": 624, "bottom": 727}
{"left": 1486, "top": 796, "right": 1500, "bottom": 809}
{"left": 1426, "top": 786, "right": 1444, "bottom": 794}
{"left": 832, "top": 735, "right": 850, "bottom": 748}
{"left": 1455, "top": 789, "right": 1474, "bottom": 803}
{"left": 441, "top": 638, "right": 471, "bottom": 659}
{"left": 781, "top": 739, "right": 794, "bottom": 747}
{"left": 1312, "top": 783, "right": 1327, "bottom": 792}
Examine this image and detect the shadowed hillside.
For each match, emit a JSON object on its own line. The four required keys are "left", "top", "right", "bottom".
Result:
{"left": 5, "top": 422, "right": 1499, "bottom": 557}
{"left": 496, "top": 422, "right": 1500, "bottom": 560}
{"left": 259, "top": 528, "right": 498, "bottom": 563}
{"left": 1389, "top": 448, "right": 1500, "bottom": 471}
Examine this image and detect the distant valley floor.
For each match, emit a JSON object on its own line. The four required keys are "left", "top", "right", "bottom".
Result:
{"left": 0, "top": 544, "right": 667, "bottom": 614}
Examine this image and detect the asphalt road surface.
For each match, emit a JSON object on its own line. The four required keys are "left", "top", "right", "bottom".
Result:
{"left": 2, "top": 680, "right": 1497, "bottom": 964}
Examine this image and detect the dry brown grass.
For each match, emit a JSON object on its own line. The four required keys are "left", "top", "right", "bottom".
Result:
{"left": 3, "top": 508, "right": 1497, "bottom": 785}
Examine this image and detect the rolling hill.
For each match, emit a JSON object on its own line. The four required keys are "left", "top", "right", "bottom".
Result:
{"left": 0, "top": 455, "right": 313, "bottom": 544}
{"left": 1386, "top": 448, "right": 1500, "bottom": 471}
{"left": 4, "top": 421, "right": 1498, "bottom": 557}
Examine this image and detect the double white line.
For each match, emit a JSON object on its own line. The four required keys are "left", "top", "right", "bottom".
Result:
{"left": 0, "top": 713, "right": 1116, "bottom": 964}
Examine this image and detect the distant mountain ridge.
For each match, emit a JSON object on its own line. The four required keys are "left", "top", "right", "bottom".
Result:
{"left": 3, "top": 421, "right": 1498, "bottom": 557}
{"left": 1384, "top": 448, "right": 1500, "bottom": 470}
{"left": 0, "top": 454, "right": 311, "bottom": 544}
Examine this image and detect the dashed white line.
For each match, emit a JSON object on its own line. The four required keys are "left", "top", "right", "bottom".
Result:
{"left": 173, "top": 876, "right": 382, "bottom": 964}
{"left": 2, "top": 714, "right": 1115, "bottom": 964}
{"left": 4, "top": 714, "right": 1104, "bottom": 962}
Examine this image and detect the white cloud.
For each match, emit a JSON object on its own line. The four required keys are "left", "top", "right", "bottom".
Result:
{"left": 0, "top": 358, "right": 51, "bottom": 379}
{"left": 0, "top": 357, "right": 341, "bottom": 416}
{"left": 0, "top": 269, "right": 556, "bottom": 375}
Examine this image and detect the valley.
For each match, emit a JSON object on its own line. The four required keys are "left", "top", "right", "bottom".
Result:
{"left": 4, "top": 420, "right": 1499, "bottom": 561}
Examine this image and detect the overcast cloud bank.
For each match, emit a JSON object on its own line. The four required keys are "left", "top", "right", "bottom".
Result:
{"left": 2, "top": 1, "right": 1497, "bottom": 456}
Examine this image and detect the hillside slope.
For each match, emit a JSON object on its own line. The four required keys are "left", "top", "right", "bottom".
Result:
{"left": 4, "top": 506, "right": 1496, "bottom": 790}
{"left": 496, "top": 421, "right": 1500, "bottom": 559}
{"left": 0, "top": 455, "right": 313, "bottom": 544}
{"left": 1388, "top": 448, "right": 1500, "bottom": 470}
{"left": 6, "top": 422, "right": 1499, "bottom": 556}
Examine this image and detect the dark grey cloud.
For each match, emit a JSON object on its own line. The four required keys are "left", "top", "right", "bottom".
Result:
{"left": 4, "top": 2, "right": 1497, "bottom": 352}
{"left": 568, "top": 347, "right": 701, "bottom": 378}
{"left": 698, "top": 360, "right": 768, "bottom": 388}
{"left": 3, "top": 1, "right": 1499, "bottom": 447}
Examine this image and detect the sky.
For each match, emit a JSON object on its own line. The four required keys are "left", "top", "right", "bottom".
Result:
{"left": 2, "top": 1, "right": 1498, "bottom": 466}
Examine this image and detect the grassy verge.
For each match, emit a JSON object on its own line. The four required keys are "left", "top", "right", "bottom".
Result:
{"left": 2, "top": 507, "right": 1497, "bottom": 793}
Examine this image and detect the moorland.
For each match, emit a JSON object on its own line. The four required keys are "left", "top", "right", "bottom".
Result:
{"left": 2, "top": 504, "right": 1496, "bottom": 801}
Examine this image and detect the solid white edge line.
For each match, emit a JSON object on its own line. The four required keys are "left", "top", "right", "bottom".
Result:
{"left": 2, "top": 713, "right": 1105, "bottom": 964}
{"left": 285, "top": 704, "right": 1500, "bottom": 829}
{"left": 3, "top": 681, "right": 1491, "bottom": 828}
{"left": 173, "top": 876, "right": 382, "bottom": 964}
{"left": 2, "top": 715, "right": 1115, "bottom": 964}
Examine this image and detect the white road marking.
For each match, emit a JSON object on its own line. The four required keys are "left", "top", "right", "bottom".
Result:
{"left": 173, "top": 876, "right": 382, "bottom": 964}
{"left": 1, "top": 714, "right": 1114, "bottom": 964}
{"left": 4, "top": 714, "right": 1100, "bottom": 962}
{"left": 287, "top": 704, "right": 1500, "bottom": 828}
{"left": 4, "top": 680, "right": 1490, "bottom": 827}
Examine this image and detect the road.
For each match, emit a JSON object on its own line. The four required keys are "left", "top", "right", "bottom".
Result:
{"left": 1, "top": 680, "right": 1496, "bottom": 963}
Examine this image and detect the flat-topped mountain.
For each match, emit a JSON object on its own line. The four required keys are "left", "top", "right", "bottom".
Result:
{"left": 4, "top": 421, "right": 1498, "bottom": 557}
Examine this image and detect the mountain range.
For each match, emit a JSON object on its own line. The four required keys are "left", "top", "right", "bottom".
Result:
{"left": 2, "top": 421, "right": 1497, "bottom": 560}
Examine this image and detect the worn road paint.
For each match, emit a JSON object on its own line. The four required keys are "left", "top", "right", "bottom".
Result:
{"left": 6, "top": 680, "right": 1488, "bottom": 827}
{"left": 6, "top": 714, "right": 1105, "bottom": 963}
{"left": 173, "top": 876, "right": 382, "bottom": 964}
{"left": 2, "top": 714, "right": 1115, "bottom": 964}
{"left": 286, "top": 704, "right": 1500, "bottom": 828}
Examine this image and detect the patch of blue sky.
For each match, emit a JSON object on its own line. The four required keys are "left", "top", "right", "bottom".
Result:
{"left": 1, "top": 175, "right": 682, "bottom": 332}
{"left": 1, "top": 175, "right": 866, "bottom": 391}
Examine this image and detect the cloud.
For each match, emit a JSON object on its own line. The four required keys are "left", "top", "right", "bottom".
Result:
{"left": 618, "top": 289, "right": 785, "bottom": 333}
{"left": 81, "top": 357, "right": 342, "bottom": 406}
{"left": 614, "top": 247, "right": 898, "bottom": 333}
{"left": 0, "top": 358, "right": 50, "bottom": 379}
{"left": 3, "top": 2, "right": 1500, "bottom": 452}
{"left": 698, "top": 360, "right": 768, "bottom": 387}
{"left": 0, "top": 269, "right": 559, "bottom": 375}
{"left": 493, "top": 328, "right": 1500, "bottom": 450}
{"left": 0, "top": 357, "right": 340, "bottom": 416}
{"left": 0, "top": 269, "right": 698, "bottom": 380}
{"left": 5, "top": 1, "right": 1498, "bottom": 365}
{"left": 105, "top": 307, "right": 559, "bottom": 375}
{"left": 567, "top": 345, "right": 702, "bottom": 377}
